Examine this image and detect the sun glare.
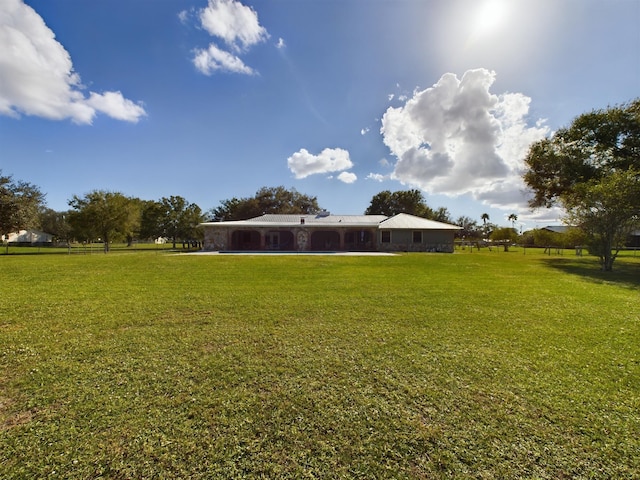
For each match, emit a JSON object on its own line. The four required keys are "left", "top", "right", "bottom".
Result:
{"left": 473, "top": 0, "right": 508, "bottom": 36}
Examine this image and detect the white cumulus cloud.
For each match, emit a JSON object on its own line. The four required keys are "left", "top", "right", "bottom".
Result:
{"left": 379, "top": 68, "right": 548, "bottom": 210}
{"left": 337, "top": 172, "right": 357, "bottom": 184}
{"left": 0, "top": 0, "right": 146, "bottom": 124}
{"left": 86, "top": 91, "right": 147, "bottom": 122}
{"left": 191, "top": 0, "right": 268, "bottom": 75}
{"left": 287, "top": 148, "right": 353, "bottom": 179}
{"left": 193, "top": 44, "right": 255, "bottom": 75}
{"left": 199, "top": 0, "right": 268, "bottom": 52}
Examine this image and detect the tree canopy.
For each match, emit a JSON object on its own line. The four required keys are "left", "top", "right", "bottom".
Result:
{"left": 523, "top": 99, "right": 640, "bottom": 270}
{"left": 67, "top": 190, "right": 139, "bottom": 252}
{"left": 141, "top": 196, "right": 203, "bottom": 248}
{"left": 0, "top": 171, "right": 45, "bottom": 241}
{"left": 454, "top": 216, "right": 478, "bottom": 239}
{"left": 490, "top": 227, "right": 519, "bottom": 251}
{"left": 38, "top": 207, "right": 72, "bottom": 244}
{"left": 364, "top": 189, "right": 451, "bottom": 222}
{"left": 209, "top": 186, "right": 320, "bottom": 221}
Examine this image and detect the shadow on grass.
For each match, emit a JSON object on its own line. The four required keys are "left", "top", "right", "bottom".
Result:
{"left": 541, "top": 256, "right": 640, "bottom": 290}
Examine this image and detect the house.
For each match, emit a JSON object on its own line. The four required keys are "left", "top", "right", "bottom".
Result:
{"left": 199, "top": 212, "right": 461, "bottom": 253}
{"left": 541, "top": 225, "right": 571, "bottom": 234}
{"left": 2, "top": 230, "right": 54, "bottom": 245}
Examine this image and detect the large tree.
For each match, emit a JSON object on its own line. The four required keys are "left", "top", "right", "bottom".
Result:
{"left": 209, "top": 186, "right": 320, "bottom": 221}
{"left": 523, "top": 99, "right": 640, "bottom": 271}
{"left": 38, "top": 207, "right": 72, "bottom": 244}
{"left": 67, "top": 190, "right": 139, "bottom": 252}
{"left": 141, "top": 196, "right": 203, "bottom": 248}
{"left": 454, "top": 216, "right": 480, "bottom": 239}
{"left": 490, "top": 227, "right": 519, "bottom": 252}
{"left": 365, "top": 189, "right": 427, "bottom": 217}
{"left": 0, "top": 171, "right": 45, "bottom": 243}
{"left": 365, "top": 189, "right": 451, "bottom": 222}
{"left": 564, "top": 168, "right": 639, "bottom": 268}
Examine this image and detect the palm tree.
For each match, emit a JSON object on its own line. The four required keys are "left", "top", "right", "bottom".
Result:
{"left": 480, "top": 213, "right": 491, "bottom": 240}
{"left": 508, "top": 213, "right": 518, "bottom": 229}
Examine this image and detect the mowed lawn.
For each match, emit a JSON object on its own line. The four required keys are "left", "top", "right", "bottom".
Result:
{"left": 1, "top": 250, "right": 639, "bottom": 479}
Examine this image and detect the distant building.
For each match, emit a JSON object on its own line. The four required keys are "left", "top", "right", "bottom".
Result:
{"left": 200, "top": 212, "right": 461, "bottom": 253}
{"left": 628, "top": 230, "right": 640, "bottom": 248}
{"left": 541, "top": 225, "right": 571, "bottom": 234}
{"left": 2, "top": 230, "right": 53, "bottom": 245}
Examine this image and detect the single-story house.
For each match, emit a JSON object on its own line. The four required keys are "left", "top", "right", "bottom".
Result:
{"left": 199, "top": 212, "right": 461, "bottom": 253}
{"left": 541, "top": 225, "right": 571, "bottom": 234}
{"left": 2, "top": 229, "right": 53, "bottom": 245}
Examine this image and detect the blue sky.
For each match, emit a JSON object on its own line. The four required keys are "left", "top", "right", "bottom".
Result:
{"left": 1, "top": 0, "right": 638, "bottom": 230}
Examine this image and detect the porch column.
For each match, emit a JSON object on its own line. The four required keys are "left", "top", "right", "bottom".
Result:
{"left": 339, "top": 228, "right": 346, "bottom": 251}
{"left": 295, "top": 228, "right": 309, "bottom": 251}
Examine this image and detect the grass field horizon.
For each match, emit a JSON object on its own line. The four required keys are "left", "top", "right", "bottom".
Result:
{"left": 1, "top": 250, "right": 638, "bottom": 478}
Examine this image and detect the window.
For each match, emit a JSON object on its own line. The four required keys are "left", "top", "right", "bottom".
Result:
{"left": 381, "top": 231, "right": 391, "bottom": 243}
{"left": 412, "top": 231, "right": 422, "bottom": 243}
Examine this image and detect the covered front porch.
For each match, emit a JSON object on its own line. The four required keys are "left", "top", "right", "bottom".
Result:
{"left": 211, "top": 227, "right": 378, "bottom": 252}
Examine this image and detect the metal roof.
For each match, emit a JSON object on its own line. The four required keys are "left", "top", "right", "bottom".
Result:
{"left": 201, "top": 214, "right": 387, "bottom": 228}
{"left": 200, "top": 213, "right": 460, "bottom": 230}
{"left": 541, "top": 225, "right": 571, "bottom": 234}
{"left": 379, "top": 213, "right": 462, "bottom": 230}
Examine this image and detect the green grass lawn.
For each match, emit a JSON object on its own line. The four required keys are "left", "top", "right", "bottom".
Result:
{"left": 1, "top": 250, "right": 639, "bottom": 478}
{"left": 0, "top": 242, "right": 192, "bottom": 255}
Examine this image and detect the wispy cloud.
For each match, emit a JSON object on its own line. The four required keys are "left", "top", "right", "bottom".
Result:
{"left": 0, "top": 0, "right": 146, "bottom": 124}
{"left": 366, "top": 173, "right": 387, "bottom": 182}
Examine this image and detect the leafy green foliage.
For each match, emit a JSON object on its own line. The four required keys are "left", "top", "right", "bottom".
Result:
{"left": 0, "top": 171, "right": 45, "bottom": 238}
{"left": 453, "top": 215, "right": 480, "bottom": 240}
{"left": 566, "top": 169, "right": 640, "bottom": 270}
{"left": 37, "top": 208, "right": 72, "bottom": 243}
{"left": 528, "top": 227, "right": 587, "bottom": 249}
{"left": 490, "top": 227, "right": 518, "bottom": 250}
{"left": 1, "top": 252, "right": 638, "bottom": 478}
{"left": 209, "top": 186, "right": 320, "bottom": 221}
{"left": 141, "top": 196, "right": 203, "bottom": 247}
{"left": 523, "top": 99, "right": 640, "bottom": 270}
{"left": 365, "top": 189, "right": 451, "bottom": 222}
{"left": 67, "top": 190, "right": 139, "bottom": 252}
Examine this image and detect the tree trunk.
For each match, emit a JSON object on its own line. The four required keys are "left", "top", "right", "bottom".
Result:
{"left": 599, "top": 235, "right": 615, "bottom": 271}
